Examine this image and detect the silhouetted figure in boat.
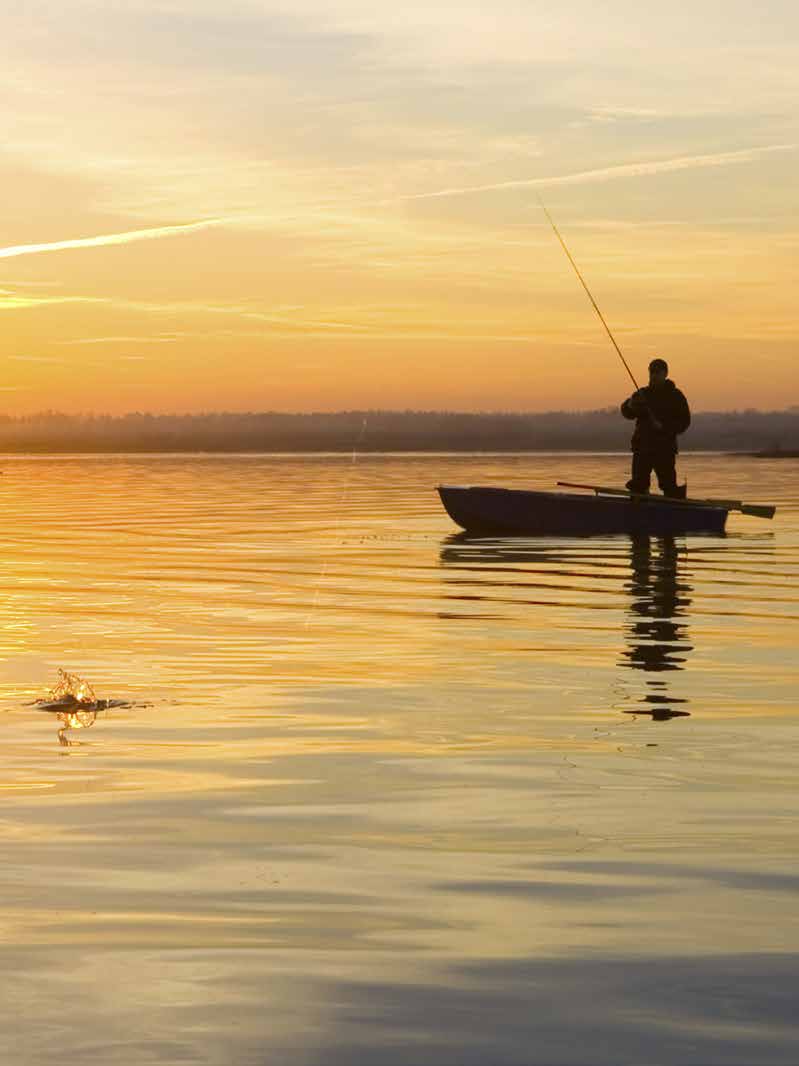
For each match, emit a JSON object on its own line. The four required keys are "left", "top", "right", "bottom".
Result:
{"left": 621, "top": 358, "right": 690, "bottom": 498}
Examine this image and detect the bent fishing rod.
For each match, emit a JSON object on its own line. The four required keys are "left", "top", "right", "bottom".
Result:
{"left": 537, "top": 195, "right": 640, "bottom": 392}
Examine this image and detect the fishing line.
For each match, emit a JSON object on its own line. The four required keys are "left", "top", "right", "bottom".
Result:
{"left": 536, "top": 195, "right": 640, "bottom": 391}
{"left": 302, "top": 415, "right": 368, "bottom": 628}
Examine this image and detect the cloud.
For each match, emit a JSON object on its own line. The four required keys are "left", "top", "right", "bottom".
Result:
{"left": 0, "top": 292, "right": 106, "bottom": 311}
{"left": 0, "top": 219, "right": 227, "bottom": 261}
{"left": 9, "top": 355, "right": 67, "bottom": 364}
{"left": 393, "top": 143, "right": 797, "bottom": 203}
{"left": 0, "top": 279, "right": 63, "bottom": 288}
{"left": 58, "top": 334, "right": 185, "bottom": 345}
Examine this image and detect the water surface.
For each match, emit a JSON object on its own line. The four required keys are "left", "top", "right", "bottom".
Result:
{"left": 1, "top": 453, "right": 798, "bottom": 1064}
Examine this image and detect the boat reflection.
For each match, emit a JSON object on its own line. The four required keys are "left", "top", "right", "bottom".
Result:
{"left": 621, "top": 536, "right": 692, "bottom": 721}
{"left": 438, "top": 535, "right": 575, "bottom": 571}
{"left": 438, "top": 533, "right": 694, "bottom": 723}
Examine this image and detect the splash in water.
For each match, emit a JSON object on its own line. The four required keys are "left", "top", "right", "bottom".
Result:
{"left": 35, "top": 669, "right": 118, "bottom": 746}
{"left": 48, "top": 668, "right": 98, "bottom": 706}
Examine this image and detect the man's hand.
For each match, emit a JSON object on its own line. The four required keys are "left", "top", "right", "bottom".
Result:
{"left": 630, "top": 390, "right": 663, "bottom": 429}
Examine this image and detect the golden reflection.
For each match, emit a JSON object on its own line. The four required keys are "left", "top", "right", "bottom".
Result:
{"left": 621, "top": 537, "right": 692, "bottom": 721}
{"left": 55, "top": 707, "right": 98, "bottom": 747}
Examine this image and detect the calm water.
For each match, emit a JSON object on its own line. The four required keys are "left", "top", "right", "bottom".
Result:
{"left": 1, "top": 453, "right": 798, "bottom": 1065}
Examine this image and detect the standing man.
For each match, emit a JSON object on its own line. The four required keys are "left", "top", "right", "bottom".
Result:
{"left": 621, "top": 358, "right": 691, "bottom": 498}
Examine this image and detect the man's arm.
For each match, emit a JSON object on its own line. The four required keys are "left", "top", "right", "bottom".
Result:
{"left": 622, "top": 390, "right": 662, "bottom": 429}
{"left": 665, "top": 390, "right": 691, "bottom": 435}
{"left": 621, "top": 392, "right": 644, "bottom": 420}
{"left": 675, "top": 391, "right": 691, "bottom": 434}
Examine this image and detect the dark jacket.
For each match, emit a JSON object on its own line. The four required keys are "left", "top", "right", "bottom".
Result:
{"left": 621, "top": 379, "right": 691, "bottom": 453}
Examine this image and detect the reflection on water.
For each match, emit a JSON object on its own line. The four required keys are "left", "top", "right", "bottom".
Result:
{"left": 441, "top": 533, "right": 698, "bottom": 724}
{"left": 621, "top": 537, "right": 692, "bottom": 721}
{"left": 439, "top": 532, "right": 696, "bottom": 723}
{"left": 0, "top": 454, "right": 797, "bottom": 1065}
{"left": 53, "top": 704, "right": 98, "bottom": 746}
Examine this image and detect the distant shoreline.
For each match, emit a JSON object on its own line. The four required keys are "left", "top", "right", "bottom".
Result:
{"left": 743, "top": 450, "right": 799, "bottom": 459}
{"left": 0, "top": 409, "right": 796, "bottom": 454}
{"left": 0, "top": 448, "right": 790, "bottom": 459}
{"left": 0, "top": 447, "right": 763, "bottom": 457}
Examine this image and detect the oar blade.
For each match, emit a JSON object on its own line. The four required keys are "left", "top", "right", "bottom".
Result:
{"left": 740, "top": 503, "right": 776, "bottom": 519}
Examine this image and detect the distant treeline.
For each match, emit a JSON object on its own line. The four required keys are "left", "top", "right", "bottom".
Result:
{"left": 0, "top": 409, "right": 798, "bottom": 453}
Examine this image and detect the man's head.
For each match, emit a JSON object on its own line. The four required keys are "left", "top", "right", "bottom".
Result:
{"left": 648, "top": 357, "right": 669, "bottom": 387}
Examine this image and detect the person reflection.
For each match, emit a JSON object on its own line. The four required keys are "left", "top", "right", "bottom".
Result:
{"left": 621, "top": 536, "right": 692, "bottom": 720}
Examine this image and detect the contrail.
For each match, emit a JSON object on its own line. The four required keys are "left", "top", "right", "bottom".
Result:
{"left": 393, "top": 143, "right": 796, "bottom": 203}
{"left": 0, "top": 218, "right": 226, "bottom": 260}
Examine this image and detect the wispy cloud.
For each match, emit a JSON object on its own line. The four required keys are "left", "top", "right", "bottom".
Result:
{"left": 0, "top": 218, "right": 226, "bottom": 261}
{"left": 0, "top": 292, "right": 106, "bottom": 311}
{"left": 393, "top": 144, "right": 796, "bottom": 203}
{"left": 90, "top": 297, "right": 377, "bottom": 332}
{"left": 0, "top": 279, "right": 63, "bottom": 288}
{"left": 9, "top": 354, "right": 67, "bottom": 364}
{"left": 59, "top": 334, "right": 185, "bottom": 345}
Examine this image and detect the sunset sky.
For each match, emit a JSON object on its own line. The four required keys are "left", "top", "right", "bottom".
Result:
{"left": 1, "top": 1, "right": 797, "bottom": 413}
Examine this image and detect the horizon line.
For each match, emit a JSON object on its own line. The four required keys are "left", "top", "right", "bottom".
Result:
{"left": 1, "top": 407, "right": 797, "bottom": 419}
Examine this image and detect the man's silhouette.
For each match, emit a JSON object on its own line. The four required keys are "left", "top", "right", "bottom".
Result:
{"left": 621, "top": 358, "right": 691, "bottom": 498}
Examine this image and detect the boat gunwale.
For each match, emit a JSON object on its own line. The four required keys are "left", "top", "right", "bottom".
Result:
{"left": 437, "top": 484, "right": 730, "bottom": 514}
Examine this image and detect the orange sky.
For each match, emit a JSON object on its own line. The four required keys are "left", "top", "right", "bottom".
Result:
{"left": 1, "top": 2, "right": 797, "bottom": 413}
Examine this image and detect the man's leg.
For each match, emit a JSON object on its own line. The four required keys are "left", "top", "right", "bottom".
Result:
{"left": 627, "top": 451, "right": 653, "bottom": 494}
{"left": 654, "top": 451, "right": 684, "bottom": 497}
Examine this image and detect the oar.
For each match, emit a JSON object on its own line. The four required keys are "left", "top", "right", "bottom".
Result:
{"left": 557, "top": 482, "right": 776, "bottom": 520}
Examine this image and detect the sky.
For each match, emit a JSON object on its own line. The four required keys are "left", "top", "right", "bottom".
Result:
{"left": 1, "top": 1, "right": 797, "bottom": 413}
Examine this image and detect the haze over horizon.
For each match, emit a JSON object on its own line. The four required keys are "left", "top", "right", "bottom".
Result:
{"left": 2, "top": 2, "right": 797, "bottom": 415}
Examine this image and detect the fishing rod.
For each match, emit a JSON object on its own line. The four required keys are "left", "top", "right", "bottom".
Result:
{"left": 537, "top": 195, "right": 640, "bottom": 391}
{"left": 534, "top": 199, "right": 776, "bottom": 519}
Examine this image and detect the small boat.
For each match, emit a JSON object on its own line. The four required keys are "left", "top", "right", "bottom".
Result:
{"left": 437, "top": 482, "right": 774, "bottom": 537}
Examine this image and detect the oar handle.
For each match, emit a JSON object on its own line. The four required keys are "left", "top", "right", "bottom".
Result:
{"left": 558, "top": 480, "right": 738, "bottom": 506}
{"left": 556, "top": 482, "right": 774, "bottom": 518}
